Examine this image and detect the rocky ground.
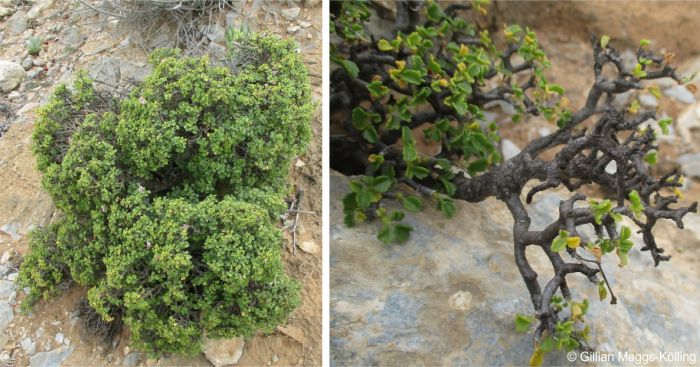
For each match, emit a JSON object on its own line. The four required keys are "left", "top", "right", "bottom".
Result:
{"left": 331, "top": 2, "right": 700, "bottom": 366}
{"left": 0, "top": 0, "right": 322, "bottom": 366}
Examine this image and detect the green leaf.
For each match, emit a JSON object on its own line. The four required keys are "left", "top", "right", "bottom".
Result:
{"left": 590, "top": 199, "right": 613, "bottom": 225}
{"left": 467, "top": 158, "right": 489, "bottom": 176}
{"left": 600, "top": 35, "right": 610, "bottom": 48}
{"left": 342, "top": 192, "right": 357, "bottom": 213}
{"left": 356, "top": 189, "right": 374, "bottom": 209}
{"left": 619, "top": 225, "right": 631, "bottom": 241}
{"left": 402, "top": 126, "right": 417, "bottom": 162}
{"left": 515, "top": 313, "right": 533, "bottom": 332}
{"left": 640, "top": 38, "right": 651, "bottom": 47}
{"left": 441, "top": 179, "right": 456, "bottom": 196}
{"left": 644, "top": 151, "right": 657, "bottom": 165}
{"left": 426, "top": 2, "right": 442, "bottom": 21}
{"left": 367, "top": 81, "right": 389, "bottom": 98}
{"left": 402, "top": 195, "right": 423, "bottom": 212}
{"left": 437, "top": 197, "right": 456, "bottom": 218}
{"left": 629, "top": 190, "right": 644, "bottom": 218}
{"left": 337, "top": 58, "right": 358, "bottom": 78}
{"left": 550, "top": 230, "right": 569, "bottom": 252}
{"left": 548, "top": 84, "right": 565, "bottom": 95}
{"left": 540, "top": 336, "right": 554, "bottom": 353}
{"left": 352, "top": 107, "right": 371, "bottom": 130}
{"left": 633, "top": 63, "right": 647, "bottom": 79}
{"left": 363, "top": 126, "right": 378, "bottom": 143}
{"left": 412, "top": 165, "right": 430, "bottom": 179}
{"left": 377, "top": 39, "right": 393, "bottom": 52}
{"left": 400, "top": 69, "right": 424, "bottom": 85}
{"left": 598, "top": 281, "right": 607, "bottom": 301}
{"left": 617, "top": 249, "right": 629, "bottom": 267}
{"left": 394, "top": 224, "right": 413, "bottom": 243}
{"left": 658, "top": 117, "right": 672, "bottom": 135}
{"left": 372, "top": 176, "right": 393, "bottom": 193}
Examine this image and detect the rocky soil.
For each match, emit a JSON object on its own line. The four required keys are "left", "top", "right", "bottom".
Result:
{"left": 331, "top": 2, "right": 700, "bottom": 366}
{"left": 0, "top": 0, "right": 322, "bottom": 366}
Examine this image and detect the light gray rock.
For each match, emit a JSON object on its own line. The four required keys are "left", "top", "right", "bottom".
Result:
{"left": 88, "top": 57, "right": 120, "bottom": 92}
{"left": 0, "top": 280, "right": 15, "bottom": 299}
{"left": 118, "top": 60, "right": 151, "bottom": 84}
{"left": 287, "top": 25, "right": 300, "bottom": 34}
{"left": 205, "top": 24, "right": 225, "bottom": 43}
{"left": 21, "top": 337, "right": 37, "bottom": 356}
{"left": 54, "top": 332, "right": 64, "bottom": 344}
{"left": 0, "top": 302, "right": 13, "bottom": 334}
{"left": 0, "top": 61, "right": 26, "bottom": 93}
{"left": 281, "top": 7, "right": 300, "bottom": 20}
{"left": 26, "top": 0, "right": 53, "bottom": 19}
{"left": 123, "top": 352, "right": 141, "bottom": 367}
{"left": 6, "top": 272, "right": 17, "bottom": 282}
{"left": 202, "top": 336, "right": 244, "bottom": 367}
{"left": 22, "top": 57, "right": 33, "bottom": 70}
{"left": 664, "top": 85, "right": 695, "bottom": 104}
{"left": 29, "top": 346, "right": 73, "bottom": 367}
{"left": 330, "top": 172, "right": 700, "bottom": 366}
{"left": 60, "top": 27, "right": 83, "bottom": 47}
{"left": 6, "top": 10, "right": 27, "bottom": 35}
{"left": 677, "top": 153, "right": 700, "bottom": 179}
{"left": 501, "top": 139, "right": 520, "bottom": 160}
{"left": 304, "top": 0, "right": 321, "bottom": 7}
{"left": 638, "top": 93, "right": 658, "bottom": 108}
{"left": 0, "top": 6, "right": 13, "bottom": 17}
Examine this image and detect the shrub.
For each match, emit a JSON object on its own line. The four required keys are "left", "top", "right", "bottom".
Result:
{"left": 26, "top": 36, "right": 42, "bottom": 56}
{"left": 19, "top": 31, "right": 312, "bottom": 356}
{"left": 331, "top": 1, "right": 696, "bottom": 365}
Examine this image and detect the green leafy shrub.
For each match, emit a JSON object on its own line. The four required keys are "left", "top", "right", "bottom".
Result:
{"left": 19, "top": 31, "right": 312, "bottom": 356}
{"left": 26, "top": 36, "right": 42, "bottom": 56}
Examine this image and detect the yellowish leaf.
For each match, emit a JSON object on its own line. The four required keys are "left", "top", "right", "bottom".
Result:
{"left": 529, "top": 348, "right": 544, "bottom": 367}
{"left": 566, "top": 236, "right": 581, "bottom": 249}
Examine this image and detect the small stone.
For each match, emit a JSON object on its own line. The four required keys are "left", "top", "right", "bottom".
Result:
{"left": 123, "top": 346, "right": 130, "bottom": 356}
{"left": 295, "top": 159, "right": 306, "bottom": 168}
{"left": 225, "top": 12, "right": 237, "bottom": 28}
{"left": 8, "top": 91, "right": 21, "bottom": 101}
{"left": 605, "top": 160, "right": 617, "bottom": 174}
{"left": 33, "top": 58, "right": 46, "bottom": 67}
{"left": 639, "top": 93, "right": 658, "bottom": 107}
{"left": 8, "top": 291, "right": 16, "bottom": 306}
{"left": 54, "top": 332, "right": 64, "bottom": 344}
{"left": 205, "top": 24, "right": 225, "bottom": 43}
{"left": 0, "top": 249, "right": 14, "bottom": 263}
{"left": 61, "top": 27, "right": 83, "bottom": 46}
{"left": 6, "top": 10, "right": 27, "bottom": 35}
{"left": 123, "top": 352, "right": 141, "bottom": 367}
{"left": 281, "top": 7, "right": 300, "bottom": 20}
{"left": 0, "top": 302, "right": 14, "bottom": 334}
{"left": 23, "top": 287, "right": 31, "bottom": 295}
{"left": 298, "top": 241, "right": 318, "bottom": 254}
{"left": 277, "top": 325, "right": 305, "bottom": 344}
{"left": 29, "top": 346, "right": 73, "bottom": 367}
{"left": 0, "top": 6, "right": 13, "bottom": 17}
{"left": 0, "top": 281, "right": 13, "bottom": 299}
{"left": 6, "top": 272, "right": 18, "bottom": 282}
{"left": 501, "top": 139, "right": 520, "bottom": 161}
{"left": 21, "top": 337, "right": 36, "bottom": 356}
{"left": 448, "top": 290, "right": 473, "bottom": 311}
{"left": 677, "top": 153, "right": 700, "bottom": 179}
{"left": 304, "top": 0, "right": 321, "bottom": 7}
{"left": 18, "top": 102, "right": 39, "bottom": 115}
{"left": 21, "top": 57, "right": 33, "bottom": 70}
{"left": 272, "top": 354, "right": 279, "bottom": 363}
{"left": 306, "top": 34, "right": 312, "bottom": 39}
{"left": 287, "top": 25, "right": 300, "bottom": 34}
{"left": 538, "top": 127, "right": 551, "bottom": 137}
{"left": 299, "top": 21, "right": 312, "bottom": 28}
{"left": 0, "top": 61, "right": 26, "bottom": 93}
{"left": 202, "top": 336, "right": 245, "bottom": 367}
{"left": 665, "top": 85, "right": 695, "bottom": 104}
